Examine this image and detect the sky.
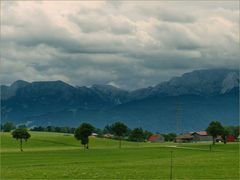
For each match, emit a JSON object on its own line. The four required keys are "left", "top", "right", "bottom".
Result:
{"left": 1, "top": 1, "right": 239, "bottom": 90}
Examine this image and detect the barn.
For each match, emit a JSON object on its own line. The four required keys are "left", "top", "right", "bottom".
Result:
{"left": 175, "top": 133, "right": 193, "bottom": 143}
{"left": 191, "top": 131, "right": 212, "bottom": 142}
{"left": 148, "top": 134, "right": 165, "bottom": 142}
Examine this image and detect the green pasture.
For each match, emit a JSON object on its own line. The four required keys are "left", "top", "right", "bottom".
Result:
{"left": 1, "top": 132, "right": 239, "bottom": 179}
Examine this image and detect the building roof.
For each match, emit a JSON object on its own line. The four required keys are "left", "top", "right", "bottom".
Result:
{"left": 148, "top": 134, "right": 163, "bottom": 141}
{"left": 193, "top": 131, "right": 208, "bottom": 136}
{"left": 103, "top": 133, "right": 114, "bottom": 138}
{"left": 176, "top": 133, "right": 193, "bottom": 139}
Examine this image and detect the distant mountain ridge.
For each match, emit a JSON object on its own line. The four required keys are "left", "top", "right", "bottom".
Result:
{"left": 130, "top": 69, "right": 239, "bottom": 98}
{"left": 1, "top": 68, "right": 239, "bottom": 132}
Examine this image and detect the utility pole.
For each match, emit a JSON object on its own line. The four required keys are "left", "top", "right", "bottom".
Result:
{"left": 170, "top": 151, "right": 173, "bottom": 180}
{"left": 176, "top": 99, "right": 183, "bottom": 134}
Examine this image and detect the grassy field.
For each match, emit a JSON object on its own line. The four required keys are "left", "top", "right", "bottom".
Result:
{"left": 1, "top": 132, "right": 239, "bottom": 179}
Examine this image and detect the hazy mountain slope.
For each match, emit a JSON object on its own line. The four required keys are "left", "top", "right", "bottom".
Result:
{"left": 18, "top": 88, "right": 238, "bottom": 132}
{"left": 1, "top": 68, "right": 239, "bottom": 132}
{"left": 129, "top": 69, "right": 239, "bottom": 100}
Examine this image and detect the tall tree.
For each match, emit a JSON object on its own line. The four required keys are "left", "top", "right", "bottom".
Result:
{"left": 12, "top": 128, "right": 31, "bottom": 151}
{"left": 74, "top": 123, "right": 95, "bottom": 149}
{"left": 221, "top": 128, "right": 230, "bottom": 144}
{"left": 111, "top": 122, "right": 128, "bottom": 148}
{"left": 103, "top": 124, "right": 113, "bottom": 134}
{"left": 162, "top": 133, "right": 177, "bottom": 142}
{"left": 129, "top": 128, "right": 145, "bottom": 142}
{"left": 206, "top": 121, "right": 224, "bottom": 145}
{"left": 224, "top": 126, "right": 240, "bottom": 138}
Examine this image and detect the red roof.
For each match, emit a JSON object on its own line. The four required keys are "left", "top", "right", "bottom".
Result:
{"left": 148, "top": 134, "right": 162, "bottom": 141}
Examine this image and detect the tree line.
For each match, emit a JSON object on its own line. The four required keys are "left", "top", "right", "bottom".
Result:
{"left": 1, "top": 121, "right": 239, "bottom": 151}
{"left": 1, "top": 121, "right": 178, "bottom": 142}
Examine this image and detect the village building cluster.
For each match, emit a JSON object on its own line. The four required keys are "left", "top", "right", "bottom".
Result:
{"left": 147, "top": 131, "right": 238, "bottom": 143}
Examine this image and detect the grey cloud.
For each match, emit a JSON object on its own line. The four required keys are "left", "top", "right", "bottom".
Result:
{"left": 70, "top": 12, "right": 136, "bottom": 35}
{"left": 1, "top": 1, "right": 239, "bottom": 90}
{"left": 159, "top": 13, "right": 196, "bottom": 23}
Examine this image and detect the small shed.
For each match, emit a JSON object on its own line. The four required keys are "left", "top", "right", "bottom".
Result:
{"left": 175, "top": 133, "right": 193, "bottom": 143}
{"left": 148, "top": 134, "right": 165, "bottom": 142}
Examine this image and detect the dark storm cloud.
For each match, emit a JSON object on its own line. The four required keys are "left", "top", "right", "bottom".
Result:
{"left": 1, "top": 1, "right": 239, "bottom": 89}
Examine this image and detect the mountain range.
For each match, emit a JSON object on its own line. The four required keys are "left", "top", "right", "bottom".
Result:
{"left": 1, "top": 68, "right": 239, "bottom": 132}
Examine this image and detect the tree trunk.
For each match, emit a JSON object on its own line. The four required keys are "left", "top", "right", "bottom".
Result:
{"left": 86, "top": 143, "right": 89, "bottom": 149}
{"left": 223, "top": 136, "right": 227, "bottom": 144}
{"left": 20, "top": 139, "right": 23, "bottom": 151}
{"left": 212, "top": 136, "right": 215, "bottom": 145}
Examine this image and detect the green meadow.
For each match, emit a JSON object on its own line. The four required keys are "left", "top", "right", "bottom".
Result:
{"left": 1, "top": 132, "right": 239, "bottom": 179}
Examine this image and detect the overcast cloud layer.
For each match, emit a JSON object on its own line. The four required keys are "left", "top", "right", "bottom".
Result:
{"left": 1, "top": 1, "right": 239, "bottom": 89}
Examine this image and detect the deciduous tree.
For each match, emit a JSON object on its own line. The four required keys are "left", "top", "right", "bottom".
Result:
{"left": 74, "top": 123, "right": 95, "bottom": 149}
{"left": 12, "top": 128, "right": 31, "bottom": 151}
{"left": 111, "top": 122, "right": 128, "bottom": 148}
{"left": 206, "top": 121, "right": 224, "bottom": 145}
{"left": 129, "top": 128, "right": 145, "bottom": 142}
{"left": 221, "top": 128, "right": 230, "bottom": 144}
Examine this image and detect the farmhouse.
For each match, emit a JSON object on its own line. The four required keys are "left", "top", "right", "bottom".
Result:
{"left": 175, "top": 131, "right": 214, "bottom": 143}
{"left": 175, "top": 133, "right": 193, "bottom": 143}
{"left": 103, "top": 133, "right": 114, "bottom": 138}
{"left": 148, "top": 134, "right": 165, "bottom": 142}
{"left": 91, "top": 133, "right": 98, "bottom": 137}
{"left": 191, "top": 131, "right": 212, "bottom": 142}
